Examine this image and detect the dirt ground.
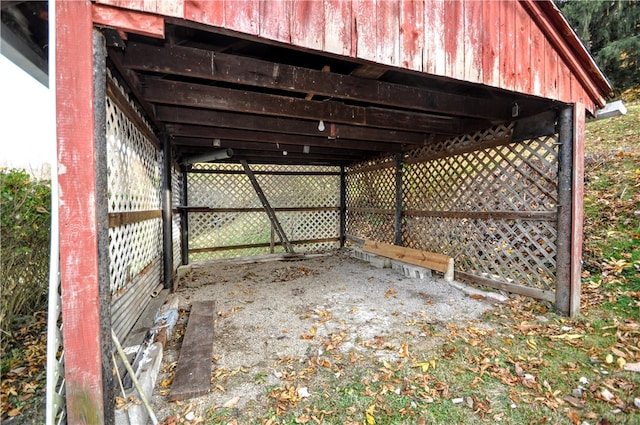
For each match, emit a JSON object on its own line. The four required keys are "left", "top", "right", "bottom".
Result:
{"left": 150, "top": 249, "right": 497, "bottom": 423}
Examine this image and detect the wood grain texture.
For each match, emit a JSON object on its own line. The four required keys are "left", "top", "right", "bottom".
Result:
{"left": 260, "top": 0, "right": 292, "bottom": 43}
{"left": 423, "top": 0, "right": 445, "bottom": 75}
{"left": 352, "top": 0, "right": 377, "bottom": 62}
{"left": 363, "top": 239, "right": 451, "bottom": 273}
{"left": 464, "top": 0, "right": 483, "bottom": 83}
{"left": 324, "top": 0, "right": 351, "bottom": 56}
{"left": 169, "top": 301, "right": 216, "bottom": 401}
{"left": 58, "top": 2, "right": 106, "bottom": 423}
{"left": 400, "top": 0, "right": 424, "bottom": 70}
{"left": 292, "top": 0, "right": 324, "bottom": 51}
{"left": 92, "top": 3, "right": 165, "bottom": 39}
{"left": 570, "top": 103, "right": 585, "bottom": 317}
{"left": 482, "top": 0, "right": 500, "bottom": 87}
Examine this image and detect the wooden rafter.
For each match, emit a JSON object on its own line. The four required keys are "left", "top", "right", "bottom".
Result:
{"left": 143, "top": 78, "right": 478, "bottom": 135}
{"left": 124, "top": 42, "right": 510, "bottom": 121}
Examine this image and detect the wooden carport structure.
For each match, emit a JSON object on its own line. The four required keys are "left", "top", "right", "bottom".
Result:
{"left": 52, "top": 1, "right": 612, "bottom": 423}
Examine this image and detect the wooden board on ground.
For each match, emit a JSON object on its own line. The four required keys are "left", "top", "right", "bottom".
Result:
{"left": 168, "top": 300, "right": 215, "bottom": 401}
{"left": 363, "top": 240, "right": 453, "bottom": 274}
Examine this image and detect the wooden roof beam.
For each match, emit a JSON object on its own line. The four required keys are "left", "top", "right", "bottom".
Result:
{"left": 124, "top": 42, "right": 510, "bottom": 121}
{"left": 144, "top": 78, "right": 482, "bottom": 135}
{"left": 156, "top": 106, "right": 431, "bottom": 145}
{"left": 168, "top": 126, "right": 412, "bottom": 152}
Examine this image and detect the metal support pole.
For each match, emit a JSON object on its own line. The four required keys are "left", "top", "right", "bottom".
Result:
{"left": 180, "top": 167, "right": 189, "bottom": 266}
{"left": 94, "top": 29, "right": 115, "bottom": 425}
{"left": 162, "top": 133, "right": 174, "bottom": 290}
{"left": 339, "top": 165, "right": 347, "bottom": 247}
{"left": 394, "top": 153, "right": 403, "bottom": 246}
{"left": 555, "top": 106, "right": 574, "bottom": 315}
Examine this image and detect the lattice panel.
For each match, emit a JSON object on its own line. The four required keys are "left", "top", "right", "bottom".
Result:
{"left": 188, "top": 173, "right": 259, "bottom": 207}
{"left": 187, "top": 164, "right": 340, "bottom": 260}
{"left": 106, "top": 73, "right": 163, "bottom": 295}
{"left": 403, "top": 216, "right": 557, "bottom": 289}
{"left": 106, "top": 87, "right": 161, "bottom": 214}
{"left": 404, "top": 136, "right": 558, "bottom": 212}
{"left": 345, "top": 156, "right": 396, "bottom": 243}
{"left": 172, "top": 165, "right": 183, "bottom": 208}
{"left": 345, "top": 158, "right": 396, "bottom": 210}
{"left": 109, "top": 219, "right": 163, "bottom": 294}
{"left": 346, "top": 211, "right": 395, "bottom": 244}
{"left": 400, "top": 133, "right": 559, "bottom": 289}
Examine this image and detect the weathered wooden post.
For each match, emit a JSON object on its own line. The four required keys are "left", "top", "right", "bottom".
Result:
{"left": 57, "top": 2, "right": 113, "bottom": 422}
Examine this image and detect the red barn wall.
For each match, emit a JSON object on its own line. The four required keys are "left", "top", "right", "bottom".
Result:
{"left": 95, "top": 0, "right": 605, "bottom": 113}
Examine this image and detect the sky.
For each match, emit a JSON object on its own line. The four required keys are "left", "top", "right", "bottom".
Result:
{"left": 0, "top": 54, "right": 55, "bottom": 172}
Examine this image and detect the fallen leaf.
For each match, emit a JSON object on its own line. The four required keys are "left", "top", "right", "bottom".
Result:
{"left": 623, "top": 362, "right": 640, "bottom": 372}
{"left": 7, "top": 408, "right": 21, "bottom": 417}
{"left": 549, "top": 334, "right": 584, "bottom": 340}
{"left": 365, "top": 404, "right": 376, "bottom": 425}
{"left": 385, "top": 289, "right": 397, "bottom": 298}
{"left": 566, "top": 409, "right": 580, "bottom": 425}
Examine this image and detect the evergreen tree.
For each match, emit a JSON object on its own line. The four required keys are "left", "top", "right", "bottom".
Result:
{"left": 556, "top": 0, "right": 640, "bottom": 92}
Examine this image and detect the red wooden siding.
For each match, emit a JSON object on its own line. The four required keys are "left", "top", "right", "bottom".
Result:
{"left": 93, "top": 0, "right": 611, "bottom": 118}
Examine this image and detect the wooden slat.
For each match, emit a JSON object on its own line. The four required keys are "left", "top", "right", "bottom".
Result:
{"left": 514, "top": 3, "right": 531, "bottom": 94}
{"left": 499, "top": 0, "right": 516, "bottom": 90}
{"left": 169, "top": 300, "right": 216, "bottom": 401}
{"left": 544, "top": 37, "right": 559, "bottom": 100}
{"left": 376, "top": 0, "right": 399, "bottom": 66}
{"left": 108, "top": 210, "right": 162, "bottom": 228}
{"left": 455, "top": 271, "right": 555, "bottom": 303}
{"left": 482, "top": 1, "right": 500, "bottom": 87}
{"left": 92, "top": 3, "right": 165, "bottom": 39}
{"left": 463, "top": 0, "right": 483, "bottom": 84}
{"left": 444, "top": 0, "right": 464, "bottom": 80}
{"left": 352, "top": 0, "right": 377, "bottom": 62}
{"left": 363, "top": 239, "right": 452, "bottom": 274}
{"left": 403, "top": 209, "right": 557, "bottom": 222}
{"left": 188, "top": 238, "right": 340, "bottom": 254}
{"left": 225, "top": 0, "right": 258, "bottom": 35}
{"left": 184, "top": 0, "right": 225, "bottom": 27}
{"left": 259, "top": 0, "right": 291, "bottom": 43}
{"left": 423, "top": 0, "right": 445, "bottom": 75}
{"left": 292, "top": 0, "right": 324, "bottom": 51}
{"left": 324, "top": 0, "right": 351, "bottom": 56}
{"left": 399, "top": 0, "right": 424, "bottom": 70}
{"left": 183, "top": 207, "right": 340, "bottom": 213}
{"left": 530, "top": 18, "right": 545, "bottom": 96}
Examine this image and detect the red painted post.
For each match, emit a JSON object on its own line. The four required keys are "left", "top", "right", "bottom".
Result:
{"left": 57, "top": 1, "right": 107, "bottom": 423}
{"left": 570, "top": 103, "right": 586, "bottom": 317}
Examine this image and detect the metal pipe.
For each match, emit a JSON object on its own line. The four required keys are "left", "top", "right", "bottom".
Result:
{"left": 182, "top": 148, "right": 233, "bottom": 165}
{"left": 162, "top": 133, "right": 174, "bottom": 290}
{"left": 555, "top": 106, "right": 574, "bottom": 315}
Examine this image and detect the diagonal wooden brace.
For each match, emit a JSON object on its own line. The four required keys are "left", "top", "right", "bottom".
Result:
{"left": 240, "top": 160, "right": 294, "bottom": 254}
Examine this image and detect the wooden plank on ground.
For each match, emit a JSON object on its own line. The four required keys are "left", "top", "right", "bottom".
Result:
{"left": 169, "top": 300, "right": 215, "bottom": 401}
{"left": 363, "top": 240, "right": 453, "bottom": 274}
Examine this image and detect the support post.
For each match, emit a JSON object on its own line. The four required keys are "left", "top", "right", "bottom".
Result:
{"left": 162, "top": 133, "right": 174, "bottom": 290}
{"left": 57, "top": 2, "right": 110, "bottom": 422}
{"left": 240, "top": 160, "right": 294, "bottom": 254}
{"left": 570, "top": 103, "right": 586, "bottom": 317}
{"left": 94, "top": 29, "right": 114, "bottom": 424}
{"left": 394, "top": 153, "right": 403, "bottom": 246}
{"left": 180, "top": 167, "right": 189, "bottom": 266}
{"left": 340, "top": 165, "right": 347, "bottom": 247}
{"left": 555, "top": 106, "right": 574, "bottom": 315}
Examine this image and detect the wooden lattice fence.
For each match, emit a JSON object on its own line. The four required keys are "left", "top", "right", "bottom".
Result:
{"left": 106, "top": 71, "right": 176, "bottom": 341}
{"left": 347, "top": 124, "right": 559, "bottom": 301}
{"left": 186, "top": 163, "right": 341, "bottom": 261}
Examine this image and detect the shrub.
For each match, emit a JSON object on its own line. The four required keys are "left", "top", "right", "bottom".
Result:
{"left": 0, "top": 169, "right": 50, "bottom": 349}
